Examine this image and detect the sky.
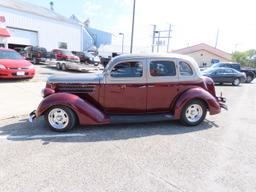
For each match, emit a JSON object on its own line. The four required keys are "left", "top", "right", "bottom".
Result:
{"left": 22, "top": 0, "right": 256, "bottom": 53}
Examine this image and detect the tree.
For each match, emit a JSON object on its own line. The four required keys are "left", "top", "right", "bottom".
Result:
{"left": 232, "top": 49, "right": 256, "bottom": 67}
{"left": 232, "top": 51, "right": 248, "bottom": 66}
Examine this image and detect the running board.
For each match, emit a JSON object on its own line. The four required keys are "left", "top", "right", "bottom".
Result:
{"left": 110, "top": 113, "right": 174, "bottom": 124}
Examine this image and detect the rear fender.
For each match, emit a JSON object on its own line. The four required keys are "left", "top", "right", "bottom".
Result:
{"left": 36, "top": 93, "right": 109, "bottom": 125}
{"left": 174, "top": 88, "right": 221, "bottom": 119}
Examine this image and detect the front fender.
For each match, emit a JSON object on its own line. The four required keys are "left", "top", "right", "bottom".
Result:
{"left": 36, "top": 93, "right": 109, "bottom": 125}
{"left": 174, "top": 88, "right": 221, "bottom": 119}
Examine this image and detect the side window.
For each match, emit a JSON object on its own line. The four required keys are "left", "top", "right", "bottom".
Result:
{"left": 225, "top": 69, "right": 234, "bottom": 74}
{"left": 179, "top": 61, "right": 193, "bottom": 76}
{"left": 150, "top": 61, "right": 176, "bottom": 76}
{"left": 111, "top": 61, "right": 143, "bottom": 78}
{"left": 217, "top": 69, "right": 225, "bottom": 74}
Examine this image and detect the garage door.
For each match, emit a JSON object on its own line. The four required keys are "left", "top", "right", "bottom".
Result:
{"left": 7, "top": 27, "right": 38, "bottom": 46}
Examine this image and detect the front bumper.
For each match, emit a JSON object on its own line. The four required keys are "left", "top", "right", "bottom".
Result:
{"left": 28, "top": 110, "right": 36, "bottom": 123}
{"left": 0, "top": 69, "right": 35, "bottom": 79}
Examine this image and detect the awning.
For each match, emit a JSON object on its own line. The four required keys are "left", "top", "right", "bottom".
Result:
{"left": 0, "top": 28, "right": 10, "bottom": 37}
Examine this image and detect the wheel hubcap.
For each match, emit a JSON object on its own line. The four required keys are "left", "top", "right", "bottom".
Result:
{"left": 48, "top": 108, "right": 69, "bottom": 129}
{"left": 185, "top": 104, "right": 203, "bottom": 123}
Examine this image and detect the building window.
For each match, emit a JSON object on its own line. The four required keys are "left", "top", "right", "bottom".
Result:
{"left": 150, "top": 61, "right": 176, "bottom": 76}
{"left": 58, "top": 42, "right": 67, "bottom": 49}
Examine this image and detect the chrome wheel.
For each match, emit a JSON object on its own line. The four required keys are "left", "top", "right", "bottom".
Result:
{"left": 185, "top": 104, "right": 203, "bottom": 123}
{"left": 48, "top": 108, "right": 69, "bottom": 130}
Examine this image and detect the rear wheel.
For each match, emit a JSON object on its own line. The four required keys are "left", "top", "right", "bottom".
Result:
{"left": 180, "top": 100, "right": 207, "bottom": 126}
{"left": 32, "top": 57, "right": 37, "bottom": 64}
{"left": 246, "top": 75, "right": 253, "bottom": 83}
{"left": 56, "top": 63, "right": 61, "bottom": 70}
{"left": 232, "top": 78, "right": 240, "bottom": 86}
{"left": 61, "top": 63, "right": 67, "bottom": 71}
{"left": 45, "top": 106, "right": 77, "bottom": 132}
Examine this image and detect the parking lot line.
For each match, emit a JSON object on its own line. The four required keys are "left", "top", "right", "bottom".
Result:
{"left": 0, "top": 133, "right": 87, "bottom": 140}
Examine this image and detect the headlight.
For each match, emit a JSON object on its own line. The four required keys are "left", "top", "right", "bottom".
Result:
{"left": 0, "top": 64, "right": 6, "bottom": 69}
{"left": 28, "top": 65, "right": 34, "bottom": 69}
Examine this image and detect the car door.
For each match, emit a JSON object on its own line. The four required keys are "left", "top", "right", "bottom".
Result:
{"left": 224, "top": 68, "right": 235, "bottom": 82}
{"left": 147, "top": 59, "right": 178, "bottom": 112}
{"left": 213, "top": 69, "right": 225, "bottom": 82}
{"left": 104, "top": 59, "right": 147, "bottom": 114}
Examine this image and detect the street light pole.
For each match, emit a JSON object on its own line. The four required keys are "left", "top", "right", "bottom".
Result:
{"left": 157, "top": 31, "right": 160, "bottom": 53}
{"left": 130, "top": 0, "right": 136, "bottom": 53}
{"left": 119, "top": 33, "right": 124, "bottom": 54}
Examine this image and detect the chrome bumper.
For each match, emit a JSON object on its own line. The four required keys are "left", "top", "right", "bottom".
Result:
{"left": 217, "top": 96, "right": 228, "bottom": 110}
{"left": 28, "top": 110, "right": 36, "bottom": 123}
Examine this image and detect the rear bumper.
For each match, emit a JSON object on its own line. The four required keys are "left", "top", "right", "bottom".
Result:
{"left": 217, "top": 96, "right": 228, "bottom": 110}
{"left": 28, "top": 110, "right": 36, "bottom": 123}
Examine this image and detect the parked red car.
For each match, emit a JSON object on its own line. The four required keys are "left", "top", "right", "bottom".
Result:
{"left": 29, "top": 54, "right": 227, "bottom": 132}
{"left": 51, "top": 49, "right": 79, "bottom": 62}
{"left": 0, "top": 48, "right": 35, "bottom": 79}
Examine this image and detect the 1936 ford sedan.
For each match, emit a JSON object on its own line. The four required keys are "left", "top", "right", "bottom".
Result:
{"left": 29, "top": 54, "right": 227, "bottom": 132}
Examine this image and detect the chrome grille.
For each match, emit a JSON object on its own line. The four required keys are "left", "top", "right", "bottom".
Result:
{"left": 57, "top": 84, "right": 95, "bottom": 93}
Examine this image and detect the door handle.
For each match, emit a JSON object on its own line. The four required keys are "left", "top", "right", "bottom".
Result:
{"left": 138, "top": 85, "right": 146, "bottom": 88}
{"left": 120, "top": 85, "right": 126, "bottom": 89}
{"left": 148, "top": 85, "right": 155, "bottom": 88}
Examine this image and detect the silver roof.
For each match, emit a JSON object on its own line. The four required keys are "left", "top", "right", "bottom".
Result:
{"left": 111, "top": 53, "right": 199, "bottom": 66}
{"left": 0, "top": 0, "right": 79, "bottom": 25}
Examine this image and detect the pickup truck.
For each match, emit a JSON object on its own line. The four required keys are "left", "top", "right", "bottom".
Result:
{"left": 29, "top": 54, "right": 227, "bottom": 132}
{"left": 211, "top": 62, "right": 256, "bottom": 83}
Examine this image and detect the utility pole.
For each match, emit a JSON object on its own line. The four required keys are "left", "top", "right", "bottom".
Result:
{"left": 166, "top": 24, "right": 171, "bottom": 52}
{"left": 152, "top": 24, "right": 172, "bottom": 53}
{"left": 152, "top": 25, "right": 156, "bottom": 53}
{"left": 130, "top": 0, "right": 136, "bottom": 53}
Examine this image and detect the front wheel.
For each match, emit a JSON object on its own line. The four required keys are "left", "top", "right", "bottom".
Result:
{"left": 180, "top": 100, "right": 207, "bottom": 126}
{"left": 45, "top": 106, "right": 77, "bottom": 132}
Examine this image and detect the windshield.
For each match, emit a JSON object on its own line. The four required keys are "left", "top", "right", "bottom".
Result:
{"left": 211, "top": 63, "right": 221, "bottom": 68}
{"left": 85, "top": 52, "right": 94, "bottom": 58}
{"left": 0, "top": 50, "right": 23, "bottom": 60}
{"left": 202, "top": 68, "right": 216, "bottom": 74}
{"left": 61, "top": 50, "right": 74, "bottom": 56}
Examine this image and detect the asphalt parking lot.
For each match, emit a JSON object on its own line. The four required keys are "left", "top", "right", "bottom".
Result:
{"left": 0, "top": 65, "right": 256, "bottom": 192}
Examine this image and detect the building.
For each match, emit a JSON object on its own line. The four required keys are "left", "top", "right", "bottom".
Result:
{"left": 0, "top": 0, "right": 84, "bottom": 51}
{"left": 173, "top": 43, "right": 232, "bottom": 67}
{"left": 0, "top": 0, "right": 112, "bottom": 53}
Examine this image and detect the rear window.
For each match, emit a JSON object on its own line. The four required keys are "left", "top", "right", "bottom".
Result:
{"left": 0, "top": 50, "right": 23, "bottom": 60}
{"left": 150, "top": 61, "right": 176, "bottom": 76}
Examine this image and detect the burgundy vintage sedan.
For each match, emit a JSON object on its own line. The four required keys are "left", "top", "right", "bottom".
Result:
{"left": 29, "top": 54, "right": 227, "bottom": 131}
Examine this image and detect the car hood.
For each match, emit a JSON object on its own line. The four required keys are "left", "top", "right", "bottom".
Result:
{"left": 47, "top": 73, "right": 104, "bottom": 84}
{"left": 0, "top": 59, "right": 32, "bottom": 68}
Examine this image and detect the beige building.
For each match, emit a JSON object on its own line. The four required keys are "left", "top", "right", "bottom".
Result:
{"left": 173, "top": 43, "right": 232, "bottom": 67}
